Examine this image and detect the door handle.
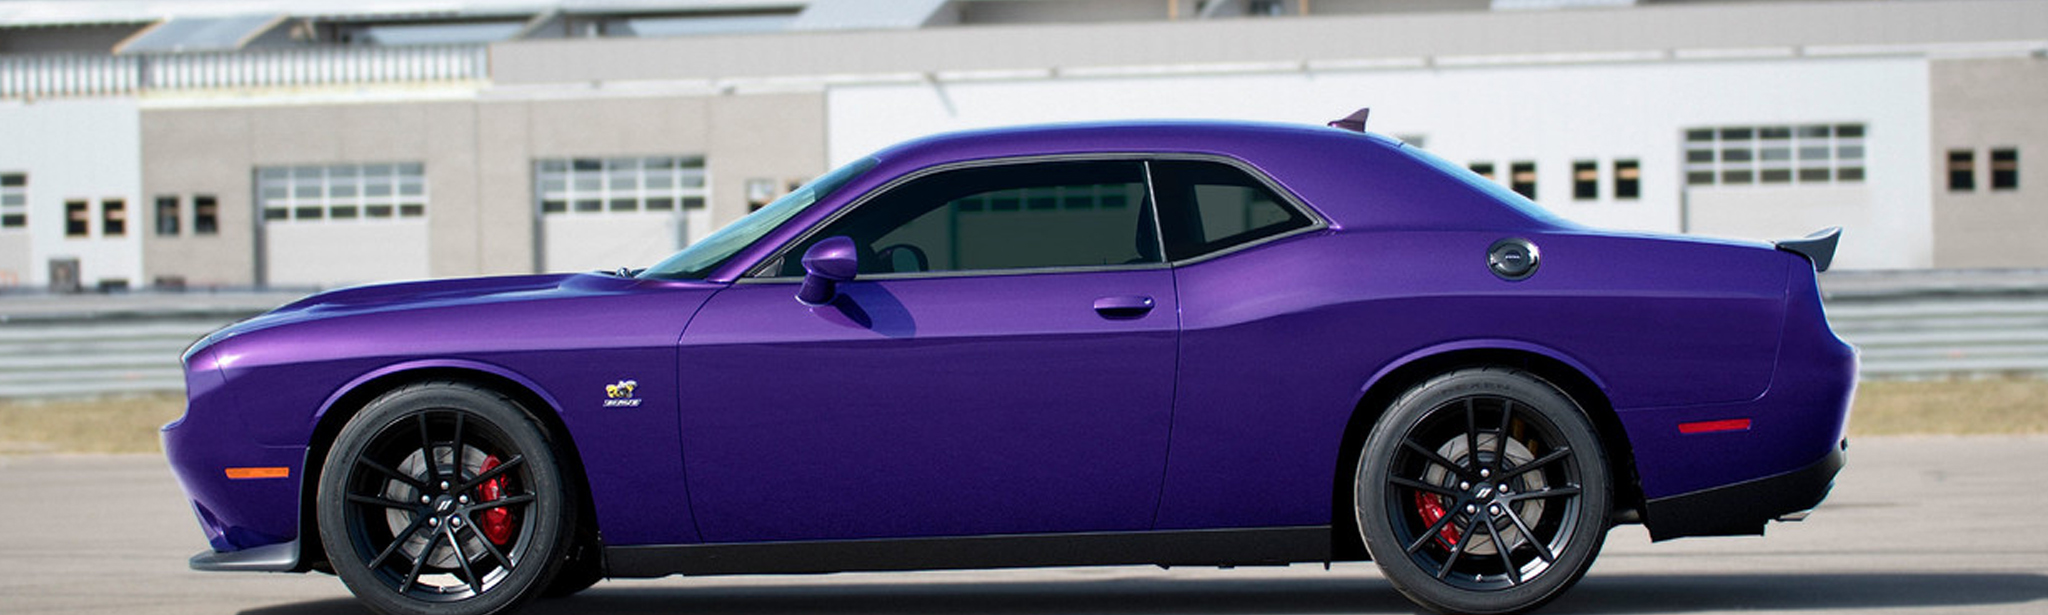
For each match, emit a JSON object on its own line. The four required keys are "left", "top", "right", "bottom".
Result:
{"left": 1093, "top": 295, "right": 1155, "bottom": 319}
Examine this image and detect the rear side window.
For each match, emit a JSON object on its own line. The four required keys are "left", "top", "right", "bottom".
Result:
{"left": 1149, "top": 159, "right": 1313, "bottom": 261}
{"left": 777, "top": 160, "right": 1160, "bottom": 276}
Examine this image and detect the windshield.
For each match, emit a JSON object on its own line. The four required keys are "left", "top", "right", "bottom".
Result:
{"left": 640, "top": 157, "right": 878, "bottom": 280}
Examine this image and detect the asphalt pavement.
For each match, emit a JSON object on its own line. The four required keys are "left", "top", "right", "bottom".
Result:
{"left": 2, "top": 436, "right": 2043, "bottom": 615}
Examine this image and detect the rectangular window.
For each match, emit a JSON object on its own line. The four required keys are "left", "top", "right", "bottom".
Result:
{"left": 1685, "top": 123, "right": 1866, "bottom": 187}
{"left": 193, "top": 195, "right": 218, "bottom": 235}
{"left": 155, "top": 196, "right": 180, "bottom": 236}
{"left": 102, "top": 199, "right": 126, "bottom": 237}
{"left": 535, "top": 156, "right": 707, "bottom": 217}
{"left": 1510, "top": 162, "right": 1536, "bottom": 199}
{"left": 65, "top": 200, "right": 89, "bottom": 237}
{"left": 1614, "top": 160, "right": 1640, "bottom": 200}
{"left": 1572, "top": 160, "right": 1598, "bottom": 200}
{"left": 1949, "top": 150, "right": 1976, "bottom": 192}
{"left": 782, "top": 160, "right": 1155, "bottom": 275}
{"left": 1469, "top": 162, "right": 1496, "bottom": 181}
{"left": 1992, "top": 148, "right": 2019, "bottom": 190}
{"left": 0, "top": 172, "right": 24, "bottom": 229}
{"left": 258, "top": 163, "right": 426, "bottom": 224}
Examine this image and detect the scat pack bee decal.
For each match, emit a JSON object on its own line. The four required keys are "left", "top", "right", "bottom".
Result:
{"left": 602, "top": 380, "right": 641, "bottom": 408}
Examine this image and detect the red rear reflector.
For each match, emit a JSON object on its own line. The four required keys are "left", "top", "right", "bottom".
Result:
{"left": 224, "top": 467, "right": 290, "bottom": 480}
{"left": 1679, "top": 419, "right": 1752, "bottom": 434}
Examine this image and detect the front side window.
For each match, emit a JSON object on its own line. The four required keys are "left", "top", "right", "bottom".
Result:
{"left": 775, "top": 160, "right": 1159, "bottom": 277}
{"left": 1148, "top": 159, "right": 1313, "bottom": 262}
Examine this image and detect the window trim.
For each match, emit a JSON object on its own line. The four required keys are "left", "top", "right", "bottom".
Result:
{"left": 737, "top": 153, "right": 1327, "bottom": 283}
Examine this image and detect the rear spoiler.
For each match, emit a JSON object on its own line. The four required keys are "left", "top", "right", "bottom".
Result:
{"left": 1774, "top": 227, "right": 1841, "bottom": 272}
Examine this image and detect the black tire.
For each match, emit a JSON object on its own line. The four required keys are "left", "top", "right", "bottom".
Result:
{"left": 1355, "top": 368, "right": 1611, "bottom": 615}
{"left": 318, "top": 382, "right": 576, "bottom": 615}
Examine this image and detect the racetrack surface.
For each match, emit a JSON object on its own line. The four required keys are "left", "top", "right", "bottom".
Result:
{"left": 2, "top": 436, "right": 2043, "bottom": 615}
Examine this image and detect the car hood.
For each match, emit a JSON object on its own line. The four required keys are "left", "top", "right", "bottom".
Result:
{"left": 185, "top": 273, "right": 693, "bottom": 362}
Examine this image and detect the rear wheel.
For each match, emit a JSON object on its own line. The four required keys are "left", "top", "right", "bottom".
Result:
{"left": 1355, "top": 368, "right": 1611, "bottom": 615}
{"left": 318, "top": 382, "right": 575, "bottom": 615}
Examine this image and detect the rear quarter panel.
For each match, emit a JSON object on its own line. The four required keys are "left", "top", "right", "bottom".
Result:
{"left": 1156, "top": 228, "right": 1789, "bottom": 529}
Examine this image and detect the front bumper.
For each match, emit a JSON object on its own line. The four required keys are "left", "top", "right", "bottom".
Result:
{"left": 1642, "top": 438, "right": 1847, "bottom": 541}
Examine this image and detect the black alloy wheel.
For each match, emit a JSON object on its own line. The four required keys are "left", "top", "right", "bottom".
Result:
{"left": 1356, "top": 368, "right": 1611, "bottom": 615}
{"left": 319, "top": 382, "right": 576, "bottom": 615}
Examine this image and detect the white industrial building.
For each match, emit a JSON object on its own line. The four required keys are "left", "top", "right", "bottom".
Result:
{"left": 0, "top": 0, "right": 2042, "bottom": 290}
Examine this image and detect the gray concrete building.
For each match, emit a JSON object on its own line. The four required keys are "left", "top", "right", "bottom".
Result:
{"left": 2, "top": 0, "right": 2045, "bottom": 290}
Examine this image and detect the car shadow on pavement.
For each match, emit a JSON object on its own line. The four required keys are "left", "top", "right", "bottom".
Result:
{"left": 237, "top": 572, "right": 2048, "bottom": 615}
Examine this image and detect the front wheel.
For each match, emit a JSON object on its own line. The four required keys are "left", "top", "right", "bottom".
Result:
{"left": 318, "top": 382, "right": 576, "bottom": 615}
{"left": 1355, "top": 368, "right": 1611, "bottom": 615}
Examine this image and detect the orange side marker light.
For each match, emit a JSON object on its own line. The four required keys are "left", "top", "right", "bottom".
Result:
{"left": 224, "top": 467, "right": 291, "bottom": 480}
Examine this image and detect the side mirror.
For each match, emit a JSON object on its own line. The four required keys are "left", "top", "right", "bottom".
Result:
{"left": 796, "top": 236, "right": 858, "bottom": 306}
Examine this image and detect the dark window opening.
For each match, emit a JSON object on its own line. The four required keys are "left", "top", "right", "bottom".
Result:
{"left": 1992, "top": 148, "right": 2019, "bottom": 190}
{"left": 1150, "top": 159, "right": 1314, "bottom": 262}
{"left": 1510, "top": 162, "right": 1537, "bottom": 199}
{"left": 65, "top": 200, "right": 89, "bottom": 237}
{"left": 102, "top": 199, "right": 126, "bottom": 237}
{"left": 1572, "top": 161, "right": 1598, "bottom": 200}
{"left": 1615, "top": 160, "right": 1640, "bottom": 200}
{"left": 0, "top": 172, "right": 23, "bottom": 229}
{"left": 1949, "top": 150, "right": 1976, "bottom": 192}
{"left": 193, "top": 195, "right": 219, "bottom": 235}
{"left": 155, "top": 196, "right": 180, "bottom": 236}
{"left": 1469, "top": 162, "right": 1496, "bottom": 180}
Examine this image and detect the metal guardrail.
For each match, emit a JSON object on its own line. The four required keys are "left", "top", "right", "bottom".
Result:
{"left": 0, "top": 291, "right": 300, "bottom": 399}
{"left": 0, "top": 271, "right": 2043, "bottom": 399}
{"left": 1821, "top": 270, "right": 2048, "bottom": 379}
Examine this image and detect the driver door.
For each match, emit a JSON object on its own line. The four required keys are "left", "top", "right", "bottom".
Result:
{"left": 677, "top": 159, "right": 1179, "bottom": 543}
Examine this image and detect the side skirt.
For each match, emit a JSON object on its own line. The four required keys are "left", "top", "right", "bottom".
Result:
{"left": 605, "top": 526, "right": 1335, "bottom": 578}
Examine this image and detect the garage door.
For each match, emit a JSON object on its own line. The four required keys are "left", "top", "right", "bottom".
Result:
{"left": 536, "top": 156, "right": 711, "bottom": 274}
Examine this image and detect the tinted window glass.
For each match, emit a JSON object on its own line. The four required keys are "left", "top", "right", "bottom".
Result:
{"left": 1149, "top": 160, "right": 1312, "bottom": 261}
{"left": 779, "top": 160, "right": 1158, "bottom": 276}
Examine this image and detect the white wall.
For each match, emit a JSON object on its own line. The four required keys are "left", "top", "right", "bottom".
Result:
{"left": 0, "top": 98, "right": 143, "bottom": 287}
{"left": 540, "top": 208, "right": 710, "bottom": 274}
{"left": 827, "top": 57, "right": 1932, "bottom": 269}
{"left": 264, "top": 220, "right": 430, "bottom": 288}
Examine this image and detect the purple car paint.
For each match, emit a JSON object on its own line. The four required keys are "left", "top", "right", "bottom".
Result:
{"left": 164, "top": 116, "right": 1854, "bottom": 615}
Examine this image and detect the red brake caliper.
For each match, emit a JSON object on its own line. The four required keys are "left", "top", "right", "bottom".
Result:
{"left": 1414, "top": 492, "right": 1463, "bottom": 548}
{"left": 477, "top": 455, "right": 516, "bottom": 545}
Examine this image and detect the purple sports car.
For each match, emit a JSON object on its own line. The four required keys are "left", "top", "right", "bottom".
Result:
{"left": 165, "top": 112, "right": 1854, "bottom": 615}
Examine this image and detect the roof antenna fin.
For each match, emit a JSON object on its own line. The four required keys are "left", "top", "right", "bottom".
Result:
{"left": 1328, "top": 108, "right": 1370, "bottom": 132}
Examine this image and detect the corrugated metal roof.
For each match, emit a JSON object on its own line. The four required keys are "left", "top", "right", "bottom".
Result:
{"left": 0, "top": 1, "right": 805, "bottom": 28}
{"left": 625, "top": 14, "right": 796, "bottom": 36}
{"left": 115, "top": 14, "right": 284, "bottom": 53}
{"left": 788, "top": 0, "right": 947, "bottom": 31}
{"left": 360, "top": 21, "right": 527, "bottom": 45}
